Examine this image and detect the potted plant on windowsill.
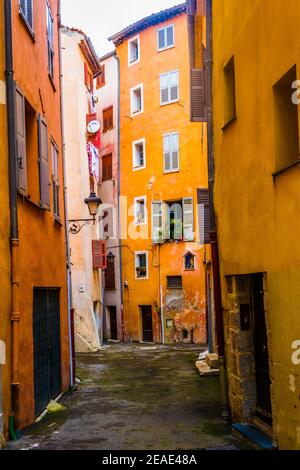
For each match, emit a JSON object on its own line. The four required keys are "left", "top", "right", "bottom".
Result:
{"left": 170, "top": 219, "right": 184, "bottom": 243}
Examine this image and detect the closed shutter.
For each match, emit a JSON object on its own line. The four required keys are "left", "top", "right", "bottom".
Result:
{"left": 38, "top": 114, "right": 50, "bottom": 210}
{"left": 103, "top": 107, "right": 113, "bottom": 133}
{"left": 183, "top": 197, "right": 194, "bottom": 241}
{"left": 152, "top": 201, "right": 163, "bottom": 244}
{"left": 191, "top": 68, "right": 206, "bottom": 122}
{"left": 102, "top": 153, "right": 112, "bottom": 181}
{"left": 105, "top": 255, "right": 116, "bottom": 290}
{"left": 15, "top": 86, "right": 27, "bottom": 195}
{"left": 92, "top": 240, "right": 107, "bottom": 269}
{"left": 84, "top": 63, "right": 89, "bottom": 87}
{"left": 198, "top": 189, "right": 211, "bottom": 244}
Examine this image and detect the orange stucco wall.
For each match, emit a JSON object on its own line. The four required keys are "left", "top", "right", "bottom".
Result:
{"left": 117, "top": 12, "right": 209, "bottom": 344}
{"left": 12, "top": 0, "right": 70, "bottom": 428}
{"left": 0, "top": 3, "right": 12, "bottom": 444}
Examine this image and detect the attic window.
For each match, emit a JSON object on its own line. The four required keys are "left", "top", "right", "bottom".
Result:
{"left": 129, "top": 35, "right": 140, "bottom": 65}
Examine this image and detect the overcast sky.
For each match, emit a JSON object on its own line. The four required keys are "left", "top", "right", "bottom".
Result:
{"left": 61, "top": 0, "right": 181, "bottom": 56}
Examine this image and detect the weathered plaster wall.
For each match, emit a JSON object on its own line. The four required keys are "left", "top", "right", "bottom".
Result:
{"left": 212, "top": 0, "right": 300, "bottom": 449}
{"left": 62, "top": 29, "right": 102, "bottom": 352}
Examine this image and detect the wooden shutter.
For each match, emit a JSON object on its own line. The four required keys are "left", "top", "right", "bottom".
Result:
{"left": 102, "top": 153, "right": 112, "bottom": 181}
{"left": 103, "top": 106, "right": 113, "bottom": 133}
{"left": 15, "top": 86, "right": 27, "bottom": 195}
{"left": 183, "top": 197, "right": 194, "bottom": 241}
{"left": 38, "top": 114, "right": 50, "bottom": 210}
{"left": 191, "top": 68, "right": 206, "bottom": 122}
{"left": 152, "top": 201, "right": 163, "bottom": 243}
{"left": 198, "top": 189, "right": 211, "bottom": 244}
{"left": 96, "top": 65, "right": 105, "bottom": 89}
{"left": 84, "top": 63, "right": 89, "bottom": 87}
{"left": 92, "top": 240, "right": 106, "bottom": 269}
{"left": 105, "top": 255, "right": 116, "bottom": 290}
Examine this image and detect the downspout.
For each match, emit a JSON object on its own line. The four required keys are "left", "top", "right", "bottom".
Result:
{"left": 58, "top": 0, "right": 75, "bottom": 387}
{"left": 5, "top": 0, "right": 19, "bottom": 440}
{"left": 114, "top": 53, "right": 124, "bottom": 342}
{"left": 206, "top": 0, "right": 229, "bottom": 418}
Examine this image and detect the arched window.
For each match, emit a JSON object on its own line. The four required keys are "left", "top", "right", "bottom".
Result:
{"left": 184, "top": 252, "right": 195, "bottom": 271}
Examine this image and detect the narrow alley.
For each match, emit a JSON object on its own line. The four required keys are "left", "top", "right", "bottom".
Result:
{"left": 7, "top": 345, "right": 246, "bottom": 451}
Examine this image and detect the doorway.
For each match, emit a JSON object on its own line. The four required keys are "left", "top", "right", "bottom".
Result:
{"left": 33, "top": 288, "right": 62, "bottom": 416}
{"left": 251, "top": 274, "right": 272, "bottom": 422}
{"left": 141, "top": 306, "right": 153, "bottom": 343}
{"left": 108, "top": 306, "right": 118, "bottom": 340}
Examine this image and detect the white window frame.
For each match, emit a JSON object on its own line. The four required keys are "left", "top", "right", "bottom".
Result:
{"left": 163, "top": 132, "right": 180, "bottom": 173}
{"left": 46, "top": 1, "right": 54, "bottom": 79}
{"left": 157, "top": 24, "right": 175, "bottom": 52}
{"left": 135, "top": 251, "right": 149, "bottom": 280}
{"left": 134, "top": 196, "right": 147, "bottom": 226}
{"left": 183, "top": 197, "right": 194, "bottom": 242}
{"left": 160, "top": 70, "right": 179, "bottom": 106}
{"left": 130, "top": 83, "right": 144, "bottom": 117}
{"left": 128, "top": 34, "right": 140, "bottom": 66}
{"left": 132, "top": 138, "right": 146, "bottom": 171}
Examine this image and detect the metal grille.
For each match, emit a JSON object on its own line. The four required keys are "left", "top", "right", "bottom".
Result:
{"left": 33, "top": 289, "right": 62, "bottom": 416}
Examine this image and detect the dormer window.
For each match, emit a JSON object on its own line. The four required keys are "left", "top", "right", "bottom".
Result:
{"left": 128, "top": 35, "right": 140, "bottom": 65}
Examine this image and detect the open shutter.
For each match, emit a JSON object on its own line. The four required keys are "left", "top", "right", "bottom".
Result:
{"left": 198, "top": 189, "right": 211, "bottom": 244}
{"left": 15, "top": 86, "right": 27, "bottom": 195}
{"left": 84, "top": 63, "right": 89, "bottom": 87}
{"left": 38, "top": 114, "right": 50, "bottom": 210}
{"left": 191, "top": 68, "right": 206, "bottom": 122}
{"left": 92, "top": 240, "right": 107, "bottom": 269}
{"left": 183, "top": 197, "right": 194, "bottom": 241}
{"left": 152, "top": 201, "right": 163, "bottom": 244}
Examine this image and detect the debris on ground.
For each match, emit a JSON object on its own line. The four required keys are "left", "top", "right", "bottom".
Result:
{"left": 46, "top": 400, "right": 67, "bottom": 414}
{"left": 196, "top": 353, "right": 220, "bottom": 377}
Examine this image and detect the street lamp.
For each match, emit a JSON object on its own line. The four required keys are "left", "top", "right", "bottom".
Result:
{"left": 69, "top": 192, "right": 102, "bottom": 235}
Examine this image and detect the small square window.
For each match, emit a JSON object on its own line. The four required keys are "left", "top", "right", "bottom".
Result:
{"left": 135, "top": 252, "right": 148, "bottom": 279}
{"left": 129, "top": 35, "right": 140, "bottom": 65}
{"left": 134, "top": 196, "right": 147, "bottom": 225}
{"left": 131, "top": 84, "right": 143, "bottom": 116}
{"left": 158, "top": 25, "right": 174, "bottom": 51}
{"left": 167, "top": 276, "right": 183, "bottom": 289}
{"left": 133, "top": 138, "right": 146, "bottom": 170}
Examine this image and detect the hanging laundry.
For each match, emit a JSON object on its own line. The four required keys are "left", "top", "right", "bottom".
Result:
{"left": 90, "top": 143, "right": 100, "bottom": 183}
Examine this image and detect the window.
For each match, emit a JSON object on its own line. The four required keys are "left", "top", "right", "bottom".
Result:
{"left": 46, "top": 2, "right": 54, "bottom": 79}
{"left": 158, "top": 24, "right": 174, "bottom": 51}
{"left": 134, "top": 196, "right": 147, "bottom": 225}
{"left": 133, "top": 138, "right": 146, "bottom": 170}
{"left": 102, "top": 153, "right": 112, "bottom": 182}
{"left": 167, "top": 276, "right": 183, "bottom": 289}
{"left": 84, "top": 63, "right": 93, "bottom": 92}
{"left": 151, "top": 198, "right": 194, "bottom": 243}
{"left": 135, "top": 252, "right": 148, "bottom": 279}
{"left": 163, "top": 132, "right": 179, "bottom": 172}
{"left": 19, "top": 0, "right": 34, "bottom": 32}
{"left": 160, "top": 71, "right": 179, "bottom": 105}
{"left": 51, "top": 140, "right": 60, "bottom": 220}
{"left": 184, "top": 252, "right": 195, "bottom": 271}
{"left": 105, "top": 253, "right": 116, "bottom": 290}
{"left": 92, "top": 240, "right": 106, "bottom": 269}
{"left": 131, "top": 84, "right": 144, "bottom": 116}
{"left": 198, "top": 189, "right": 211, "bottom": 244}
{"left": 96, "top": 65, "right": 105, "bottom": 89}
{"left": 273, "top": 65, "right": 299, "bottom": 172}
{"left": 128, "top": 35, "right": 140, "bottom": 65}
{"left": 223, "top": 57, "right": 236, "bottom": 128}
{"left": 103, "top": 106, "right": 113, "bottom": 133}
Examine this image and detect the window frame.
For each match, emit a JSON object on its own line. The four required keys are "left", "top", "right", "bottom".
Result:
{"left": 102, "top": 153, "right": 113, "bottom": 182}
{"left": 128, "top": 34, "right": 140, "bottom": 66}
{"left": 160, "top": 70, "right": 179, "bottom": 106}
{"left": 103, "top": 106, "right": 114, "bottom": 133}
{"left": 163, "top": 132, "right": 180, "bottom": 173}
{"left": 167, "top": 275, "right": 183, "bottom": 289}
{"left": 130, "top": 83, "right": 144, "bottom": 117}
{"left": 134, "top": 196, "right": 147, "bottom": 226}
{"left": 132, "top": 138, "right": 146, "bottom": 171}
{"left": 19, "top": 0, "right": 35, "bottom": 37}
{"left": 135, "top": 251, "right": 149, "bottom": 280}
{"left": 157, "top": 24, "right": 175, "bottom": 52}
{"left": 46, "top": 0, "right": 55, "bottom": 80}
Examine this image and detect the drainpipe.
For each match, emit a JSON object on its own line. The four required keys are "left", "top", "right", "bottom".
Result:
{"left": 58, "top": 0, "right": 75, "bottom": 387}
{"left": 114, "top": 53, "right": 124, "bottom": 342}
{"left": 4, "top": 0, "right": 20, "bottom": 439}
{"left": 206, "top": 0, "right": 229, "bottom": 419}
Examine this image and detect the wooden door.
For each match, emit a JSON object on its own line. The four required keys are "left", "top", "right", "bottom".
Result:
{"left": 141, "top": 306, "right": 153, "bottom": 343}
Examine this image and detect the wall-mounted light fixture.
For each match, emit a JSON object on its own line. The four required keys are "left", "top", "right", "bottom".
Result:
{"left": 69, "top": 192, "right": 102, "bottom": 235}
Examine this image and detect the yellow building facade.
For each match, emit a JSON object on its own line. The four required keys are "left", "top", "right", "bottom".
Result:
{"left": 110, "top": 4, "right": 209, "bottom": 345}
{"left": 0, "top": 2, "right": 11, "bottom": 446}
{"left": 212, "top": 0, "right": 300, "bottom": 449}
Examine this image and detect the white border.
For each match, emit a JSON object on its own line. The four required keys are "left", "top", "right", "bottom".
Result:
{"left": 135, "top": 251, "right": 149, "bottom": 280}
{"left": 157, "top": 24, "right": 175, "bottom": 52}
{"left": 130, "top": 83, "right": 144, "bottom": 117}
{"left": 132, "top": 138, "right": 146, "bottom": 171}
{"left": 128, "top": 34, "right": 141, "bottom": 67}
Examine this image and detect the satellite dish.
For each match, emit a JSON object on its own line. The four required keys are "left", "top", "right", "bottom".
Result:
{"left": 87, "top": 120, "right": 101, "bottom": 134}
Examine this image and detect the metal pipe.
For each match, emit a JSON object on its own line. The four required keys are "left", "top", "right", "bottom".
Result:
{"left": 4, "top": 0, "right": 21, "bottom": 435}
{"left": 206, "top": 0, "right": 229, "bottom": 418}
{"left": 57, "top": 0, "right": 75, "bottom": 386}
{"left": 114, "top": 52, "right": 124, "bottom": 342}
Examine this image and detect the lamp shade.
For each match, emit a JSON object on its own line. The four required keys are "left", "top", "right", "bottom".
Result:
{"left": 84, "top": 192, "right": 102, "bottom": 217}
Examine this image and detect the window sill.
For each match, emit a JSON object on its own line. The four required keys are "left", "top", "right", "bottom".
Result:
{"left": 157, "top": 45, "right": 175, "bottom": 53}
{"left": 48, "top": 73, "right": 57, "bottom": 92}
{"left": 131, "top": 110, "right": 144, "bottom": 118}
{"left": 163, "top": 169, "right": 180, "bottom": 175}
{"left": 272, "top": 158, "right": 300, "bottom": 178}
{"left": 19, "top": 11, "right": 35, "bottom": 43}
{"left": 133, "top": 166, "right": 146, "bottom": 172}
{"left": 160, "top": 99, "right": 180, "bottom": 107}
{"left": 221, "top": 115, "right": 237, "bottom": 131}
{"left": 129, "top": 59, "right": 140, "bottom": 67}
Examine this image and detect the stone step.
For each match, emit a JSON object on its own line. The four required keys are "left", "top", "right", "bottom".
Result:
{"left": 206, "top": 353, "right": 219, "bottom": 369}
{"left": 195, "top": 360, "right": 220, "bottom": 377}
